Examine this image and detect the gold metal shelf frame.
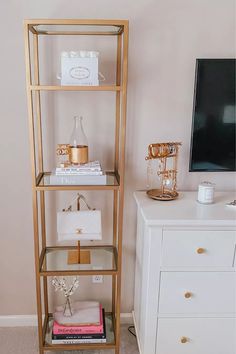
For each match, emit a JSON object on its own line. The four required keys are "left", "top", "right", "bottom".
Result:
{"left": 24, "top": 19, "right": 128, "bottom": 354}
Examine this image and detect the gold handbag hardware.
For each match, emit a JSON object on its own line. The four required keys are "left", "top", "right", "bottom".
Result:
{"left": 63, "top": 193, "right": 95, "bottom": 212}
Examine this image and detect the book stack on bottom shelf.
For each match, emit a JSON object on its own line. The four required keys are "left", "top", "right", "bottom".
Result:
{"left": 52, "top": 301, "right": 106, "bottom": 344}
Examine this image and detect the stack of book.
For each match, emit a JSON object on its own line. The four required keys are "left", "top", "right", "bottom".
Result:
{"left": 50, "top": 161, "right": 107, "bottom": 185}
{"left": 52, "top": 301, "right": 106, "bottom": 344}
{"left": 56, "top": 161, "right": 103, "bottom": 175}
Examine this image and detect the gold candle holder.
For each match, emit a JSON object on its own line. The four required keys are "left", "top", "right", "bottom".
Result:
{"left": 145, "top": 142, "right": 182, "bottom": 201}
{"left": 56, "top": 144, "right": 89, "bottom": 166}
{"left": 70, "top": 145, "right": 88, "bottom": 165}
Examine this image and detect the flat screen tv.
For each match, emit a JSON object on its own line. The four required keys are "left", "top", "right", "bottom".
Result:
{"left": 189, "top": 59, "right": 236, "bottom": 172}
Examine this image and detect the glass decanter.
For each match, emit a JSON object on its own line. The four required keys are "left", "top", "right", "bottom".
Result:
{"left": 69, "top": 116, "right": 89, "bottom": 164}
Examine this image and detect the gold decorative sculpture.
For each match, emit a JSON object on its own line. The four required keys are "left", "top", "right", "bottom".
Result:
{"left": 145, "top": 142, "right": 182, "bottom": 200}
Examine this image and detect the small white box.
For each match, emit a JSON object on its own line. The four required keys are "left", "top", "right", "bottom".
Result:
{"left": 60, "top": 51, "right": 99, "bottom": 86}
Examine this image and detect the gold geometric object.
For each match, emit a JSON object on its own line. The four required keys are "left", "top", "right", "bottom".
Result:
{"left": 146, "top": 142, "right": 182, "bottom": 201}
{"left": 184, "top": 292, "right": 192, "bottom": 299}
{"left": 197, "top": 247, "right": 205, "bottom": 254}
{"left": 68, "top": 250, "right": 91, "bottom": 264}
{"left": 67, "top": 241, "right": 91, "bottom": 265}
{"left": 180, "top": 336, "right": 188, "bottom": 344}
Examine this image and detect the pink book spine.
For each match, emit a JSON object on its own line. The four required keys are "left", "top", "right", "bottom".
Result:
{"left": 53, "top": 305, "right": 103, "bottom": 335}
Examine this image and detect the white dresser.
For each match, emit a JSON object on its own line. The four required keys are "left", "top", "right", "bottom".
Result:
{"left": 133, "top": 191, "right": 236, "bottom": 354}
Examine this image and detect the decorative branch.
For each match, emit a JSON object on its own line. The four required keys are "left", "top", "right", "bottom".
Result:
{"left": 52, "top": 277, "right": 79, "bottom": 298}
{"left": 51, "top": 277, "right": 80, "bottom": 317}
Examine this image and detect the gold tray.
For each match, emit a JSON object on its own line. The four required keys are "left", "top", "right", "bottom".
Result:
{"left": 147, "top": 189, "right": 178, "bottom": 201}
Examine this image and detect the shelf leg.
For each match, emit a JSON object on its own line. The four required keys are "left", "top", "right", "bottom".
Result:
{"left": 33, "top": 191, "right": 44, "bottom": 353}
{"left": 114, "top": 34, "right": 122, "bottom": 172}
{"left": 24, "top": 25, "right": 44, "bottom": 354}
{"left": 112, "top": 190, "right": 118, "bottom": 316}
{"left": 115, "top": 22, "right": 129, "bottom": 354}
{"left": 113, "top": 31, "right": 121, "bottom": 325}
{"left": 40, "top": 192, "right": 49, "bottom": 319}
{"left": 33, "top": 33, "right": 49, "bottom": 324}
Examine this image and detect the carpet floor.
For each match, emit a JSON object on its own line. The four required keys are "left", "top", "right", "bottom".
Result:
{"left": 0, "top": 325, "right": 139, "bottom": 354}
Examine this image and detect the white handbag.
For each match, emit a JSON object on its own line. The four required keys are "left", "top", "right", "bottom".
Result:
{"left": 57, "top": 194, "right": 102, "bottom": 242}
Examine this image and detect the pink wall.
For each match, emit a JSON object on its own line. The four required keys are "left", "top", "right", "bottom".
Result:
{"left": 0, "top": 0, "right": 235, "bottom": 316}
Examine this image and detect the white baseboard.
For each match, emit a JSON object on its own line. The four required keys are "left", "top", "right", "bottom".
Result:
{"left": 0, "top": 313, "right": 133, "bottom": 327}
{"left": 120, "top": 312, "right": 134, "bottom": 324}
{"left": 0, "top": 315, "right": 38, "bottom": 327}
{"left": 132, "top": 311, "right": 141, "bottom": 354}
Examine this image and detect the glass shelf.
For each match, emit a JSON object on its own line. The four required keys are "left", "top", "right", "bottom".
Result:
{"left": 36, "top": 172, "right": 119, "bottom": 191}
{"left": 44, "top": 313, "right": 115, "bottom": 350}
{"left": 30, "top": 85, "right": 121, "bottom": 91}
{"left": 26, "top": 20, "right": 125, "bottom": 36}
{"left": 34, "top": 24, "right": 123, "bottom": 35}
{"left": 40, "top": 246, "right": 118, "bottom": 276}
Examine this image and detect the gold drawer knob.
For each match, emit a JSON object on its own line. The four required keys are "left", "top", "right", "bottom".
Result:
{"left": 197, "top": 247, "right": 205, "bottom": 254}
{"left": 180, "top": 336, "right": 188, "bottom": 344}
{"left": 76, "top": 228, "right": 83, "bottom": 234}
{"left": 184, "top": 292, "right": 192, "bottom": 299}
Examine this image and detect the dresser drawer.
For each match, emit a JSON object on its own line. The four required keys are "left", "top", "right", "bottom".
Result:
{"left": 159, "top": 272, "right": 236, "bottom": 315}
{"left": 161, "top": 230, "right": 236, "bottom": 267}
{"left": 156, "top": 318, "right": 236, "bottom": 354}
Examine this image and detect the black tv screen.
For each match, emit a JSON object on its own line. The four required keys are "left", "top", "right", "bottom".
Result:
{"left": 189, "top": 59, "right": 236, "bottom": 171}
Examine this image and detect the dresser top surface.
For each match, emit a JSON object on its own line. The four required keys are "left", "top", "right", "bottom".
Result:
{"left": 134, "top": 191, "right": 236, "bottom": 226}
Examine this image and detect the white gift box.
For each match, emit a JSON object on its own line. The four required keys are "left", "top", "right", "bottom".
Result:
{"left": 60, "top": 51, "right": 99, "bottom": 86}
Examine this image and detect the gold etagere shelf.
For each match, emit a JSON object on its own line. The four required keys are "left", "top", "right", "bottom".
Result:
{"left": 24, "top": 19, "right": 128, "bottom": 354}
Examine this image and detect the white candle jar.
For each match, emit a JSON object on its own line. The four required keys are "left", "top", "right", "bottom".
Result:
{"left": 197, "top": 182, "right": 215, "bottom": 204}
